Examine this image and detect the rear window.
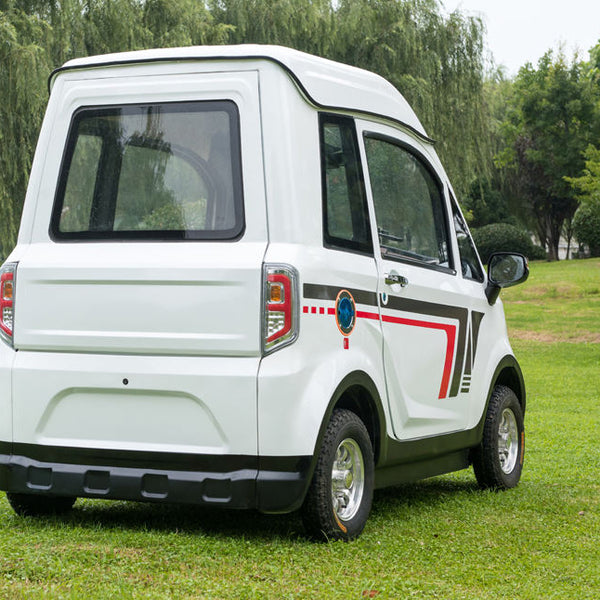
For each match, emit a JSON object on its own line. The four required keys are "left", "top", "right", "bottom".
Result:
{"left": 51, "top": 101, "right": 244, "bottom": 241}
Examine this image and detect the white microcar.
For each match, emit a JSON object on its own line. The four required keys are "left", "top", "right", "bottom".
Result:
{"left": 0, "top": 45, "right": 529, "bottom": 540}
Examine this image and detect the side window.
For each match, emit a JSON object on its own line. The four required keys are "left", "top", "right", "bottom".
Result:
{"left": 320, "top": 114, "right": 372, "bottom": 254}
{"left": 364, "top": 135, "right": 450, "bottom": 268}
{"left": 452, "top": 198, "right": 484, "bottom": 282}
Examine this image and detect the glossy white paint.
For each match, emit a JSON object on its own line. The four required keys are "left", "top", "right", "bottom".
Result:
{"left": 258, "top": 243, "right": 386, "bottom": 457}
{"left": 12, "top": 351, "right": 260, "bottom": 455}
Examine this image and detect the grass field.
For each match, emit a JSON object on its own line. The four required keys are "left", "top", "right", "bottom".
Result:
{"left": 1, "top": 260, "right": 599, "bottom": 599}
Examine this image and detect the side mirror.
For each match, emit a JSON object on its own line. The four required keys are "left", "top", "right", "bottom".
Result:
{"left": 485, "top": 252, "right": 529, "bottom": 305}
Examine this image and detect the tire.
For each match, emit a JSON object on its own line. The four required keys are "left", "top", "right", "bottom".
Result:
{"left": 301, "top": 409, "right": 374, "bottom": 541}
{"left": 472, "top": 385, "right": 525, "bottom": 489}
{"left": 6, "top": 493, "right": 76, "bottom": 517}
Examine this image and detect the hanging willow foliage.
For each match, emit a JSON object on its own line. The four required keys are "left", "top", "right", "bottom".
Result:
{"left": 330, "top": 0, "right": 492, "bottom": 196}
{"left": 0, "top": 8, "right": 50, "bottom": 256}
{"left": 0, "top": 0, "right": 494, "bottom": 256}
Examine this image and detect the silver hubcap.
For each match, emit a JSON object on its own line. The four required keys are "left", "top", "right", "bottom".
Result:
{"left": 498, "top": 408, "right": 519, "bottom": 474}
{"left": 331, "top": 438, "right": 365, "bottom": 521}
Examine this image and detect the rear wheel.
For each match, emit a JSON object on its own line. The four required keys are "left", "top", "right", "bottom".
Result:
{"left": 472, "top": 385, "right": 524, "bottom": 489}
{"left": 301, "top": 409, "right": 374, "bottom": 541}
{"left": 6, "top": 493, "right": 76, "bottom": 517}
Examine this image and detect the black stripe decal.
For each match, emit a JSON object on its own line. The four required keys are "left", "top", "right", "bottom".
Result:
{"left": 471, "top": 311, "right": 485, "bottom": 362}
{"left": 303, "top": 283, "right": 378, "bottom": 307}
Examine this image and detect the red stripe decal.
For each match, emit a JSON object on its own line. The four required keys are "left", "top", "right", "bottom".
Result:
{"left": 356, "top": 310, "right": 380, "bottom": 321}
{"left": 304, "top": 303, "right": 456, "bottom": 399}
{"left": 381, "top": 315, "right": 456, "bottom": 399}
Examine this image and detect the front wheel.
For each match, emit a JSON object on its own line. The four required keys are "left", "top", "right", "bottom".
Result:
{"left": 472, "top": 385, "right": 525, "bottom": 489}
{"left": 301, "top": 409, "right": 374, "bottom": 541}
{"left": 6, "top": 493, "right": 76, "bottom": 517}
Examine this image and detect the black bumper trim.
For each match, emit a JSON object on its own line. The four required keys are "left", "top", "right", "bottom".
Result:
{"left": 0, "top": 444, "right": 311, "bottom": 513}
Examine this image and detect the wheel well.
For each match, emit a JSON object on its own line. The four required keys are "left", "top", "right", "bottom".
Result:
{"left": 494, "top": 366, "right": 526, "bottom": 413}
{"left": 334, "top": 384, "right": 382, "bottom": 464}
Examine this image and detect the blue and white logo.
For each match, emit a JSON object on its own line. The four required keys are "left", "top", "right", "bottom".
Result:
{"left": 335, "top": 290, "right": 356, "bottom": 336}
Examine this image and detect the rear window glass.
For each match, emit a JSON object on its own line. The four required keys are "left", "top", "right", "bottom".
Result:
{"left": 51, "top": 101, "right": 244, "bottom": 240}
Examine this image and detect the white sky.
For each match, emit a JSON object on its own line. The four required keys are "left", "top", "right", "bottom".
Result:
{"left": 441, "top": 0, "right": 600, "bottom": 75}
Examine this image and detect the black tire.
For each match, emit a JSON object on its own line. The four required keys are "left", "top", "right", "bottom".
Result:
{"left": 6, "top": 493, "right": 76, "bottom": 517}
{"left": 472, "top": 385, "right": 525, "bottom": 489}
{"left": 301, "top": 409, "right": 374, "bottom": 541}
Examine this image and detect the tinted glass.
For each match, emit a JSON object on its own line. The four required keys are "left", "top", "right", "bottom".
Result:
{"left": 320, "top": 115, "right": 372, "bottom": 254}
{"left": 52, "top": 101, "right": 243, "bottom": 240}
{"left": 452, "top": 200, "right": 484, "bottom": 282}
{"left": 364, "top": 136, "right": 450, "bottom": 268}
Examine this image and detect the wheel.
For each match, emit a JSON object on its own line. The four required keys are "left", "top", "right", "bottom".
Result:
{"left": 472, "top": 385, "right": 524, "bottom": 489}
{"left": 6, "top": 493, "right": 76, "bottom": 517}
{"left": 301, "top": 409, "right": 374, "bottom": 541}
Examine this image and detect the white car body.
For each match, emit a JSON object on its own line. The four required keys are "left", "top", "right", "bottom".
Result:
{"left": 0, "top": 45, "right": 525, "bottom": 527}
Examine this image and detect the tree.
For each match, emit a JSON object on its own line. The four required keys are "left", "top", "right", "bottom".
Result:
{"left": 331, "top": 0, "right": 493, "bottom": 197}
{"left": 566, "top": 144, "right": 600, "bottom": 256}
{"left": 0, "top": 7, "right": 50, "bottom": 258}
{"left": 497, "top": 50, "right": 600, "bottom": 260}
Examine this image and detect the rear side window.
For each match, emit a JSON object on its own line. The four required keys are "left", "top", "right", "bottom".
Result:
{"left": 51, "top": 101, "right": 244, "bottom": 240}
{"left": 320, "top": 114, "right": 372, "bottom": 254}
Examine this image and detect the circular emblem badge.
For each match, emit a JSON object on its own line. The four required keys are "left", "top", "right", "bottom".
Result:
{"left": 335, "top": 289, "right": 356, "bottom": 336}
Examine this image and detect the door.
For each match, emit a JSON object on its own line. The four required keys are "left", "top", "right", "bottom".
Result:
{"left": 358, "top": 122, "right": 478, "bottom": 440}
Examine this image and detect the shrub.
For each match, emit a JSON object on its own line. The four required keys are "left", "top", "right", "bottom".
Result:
{"left": 471, "top": 223, "right": 546, "bottom": 263}
{"left": 572, "top": 203, "right": 600, "bottom": 257}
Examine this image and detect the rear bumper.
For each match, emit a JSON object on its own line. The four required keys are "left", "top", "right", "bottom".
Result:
{"left": 0, "top": 442, "right": 310, "bottom": 513}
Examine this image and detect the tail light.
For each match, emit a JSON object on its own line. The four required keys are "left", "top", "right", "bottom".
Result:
{"left": 262, "top": 264, "right": 299, "bottom": 354}
{"left": 0, "top": 262, "right": 17, "bottom": 346}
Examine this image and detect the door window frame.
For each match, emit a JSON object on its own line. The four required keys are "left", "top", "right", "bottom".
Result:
{"left": 361, "top": 129, "right": 456, "bottom": 275}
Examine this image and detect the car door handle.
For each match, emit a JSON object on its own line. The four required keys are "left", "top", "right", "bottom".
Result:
{"left": 385, "top": 272, "right": 409, "bottom": 287}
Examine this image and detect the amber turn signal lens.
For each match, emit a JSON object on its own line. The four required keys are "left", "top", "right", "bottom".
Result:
{"left": 269, "top": 282, "right": 283, "bottom": 303}
{"left": 2, "top": 280, "right": 13, "bottom": 301}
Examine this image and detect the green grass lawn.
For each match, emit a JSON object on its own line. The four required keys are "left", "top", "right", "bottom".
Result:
{"left": 1, "top": 260, "right": 599, "bottom": 599}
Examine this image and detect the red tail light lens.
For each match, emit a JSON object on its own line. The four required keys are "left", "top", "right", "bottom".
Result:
{"left": 0, "top": 262, "right": 17, "bottom": 346}
{"left": 263, "top": 264, "right": 299, "bottom": 354}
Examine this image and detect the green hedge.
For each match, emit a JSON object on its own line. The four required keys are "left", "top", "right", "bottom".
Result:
{"left": 573, "top": 203, "right": 600, "bottom": 257}
{"left": 471, "top": 223, "right": 546, "bottom": 263}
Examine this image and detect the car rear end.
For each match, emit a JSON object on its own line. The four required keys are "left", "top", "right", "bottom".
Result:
{"left": 0, "top": 56, "right": 275, "bottom": 509}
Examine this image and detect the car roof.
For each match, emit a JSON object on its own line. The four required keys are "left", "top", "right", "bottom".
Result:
{"left": 51, "top": 44, "right": 430, "bottom": 142}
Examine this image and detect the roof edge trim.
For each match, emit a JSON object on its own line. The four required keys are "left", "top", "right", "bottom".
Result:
{"left": 48, "top": 54, "right": 436, "bottom": 145}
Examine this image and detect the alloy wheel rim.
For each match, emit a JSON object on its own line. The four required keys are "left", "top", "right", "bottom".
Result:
{"left": 331, "top": 438, "right": 365, "bottom": 521}
{"left": 498, "top": 408, "right": 519, "bottom": 474}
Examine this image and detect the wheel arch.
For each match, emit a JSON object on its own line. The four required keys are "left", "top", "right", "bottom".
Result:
{"left": 327, "top": 371, "right": 386, "bottom": 466}
{"left": 489, "top": 354, "right": 526, "bottom": 414}
{"left": 306, "top": 370, "right": 387, "bottom": 487}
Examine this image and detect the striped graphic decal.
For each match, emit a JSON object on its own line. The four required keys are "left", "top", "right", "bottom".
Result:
{"left": 303, "top": 283, "right": 483, "bottom": 400}
{"left": 380, "top": 314, "right": 456, "bottom": 399}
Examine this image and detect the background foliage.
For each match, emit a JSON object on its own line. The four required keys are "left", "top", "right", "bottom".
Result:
{"left": 471, "top": 222, "right": 546, "bottom": 263}
{"left": 1, "top": 0, "right": 600, "bottom": 260}
{"left": 0, "top": 0, "right": 492, "bottom": 256}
